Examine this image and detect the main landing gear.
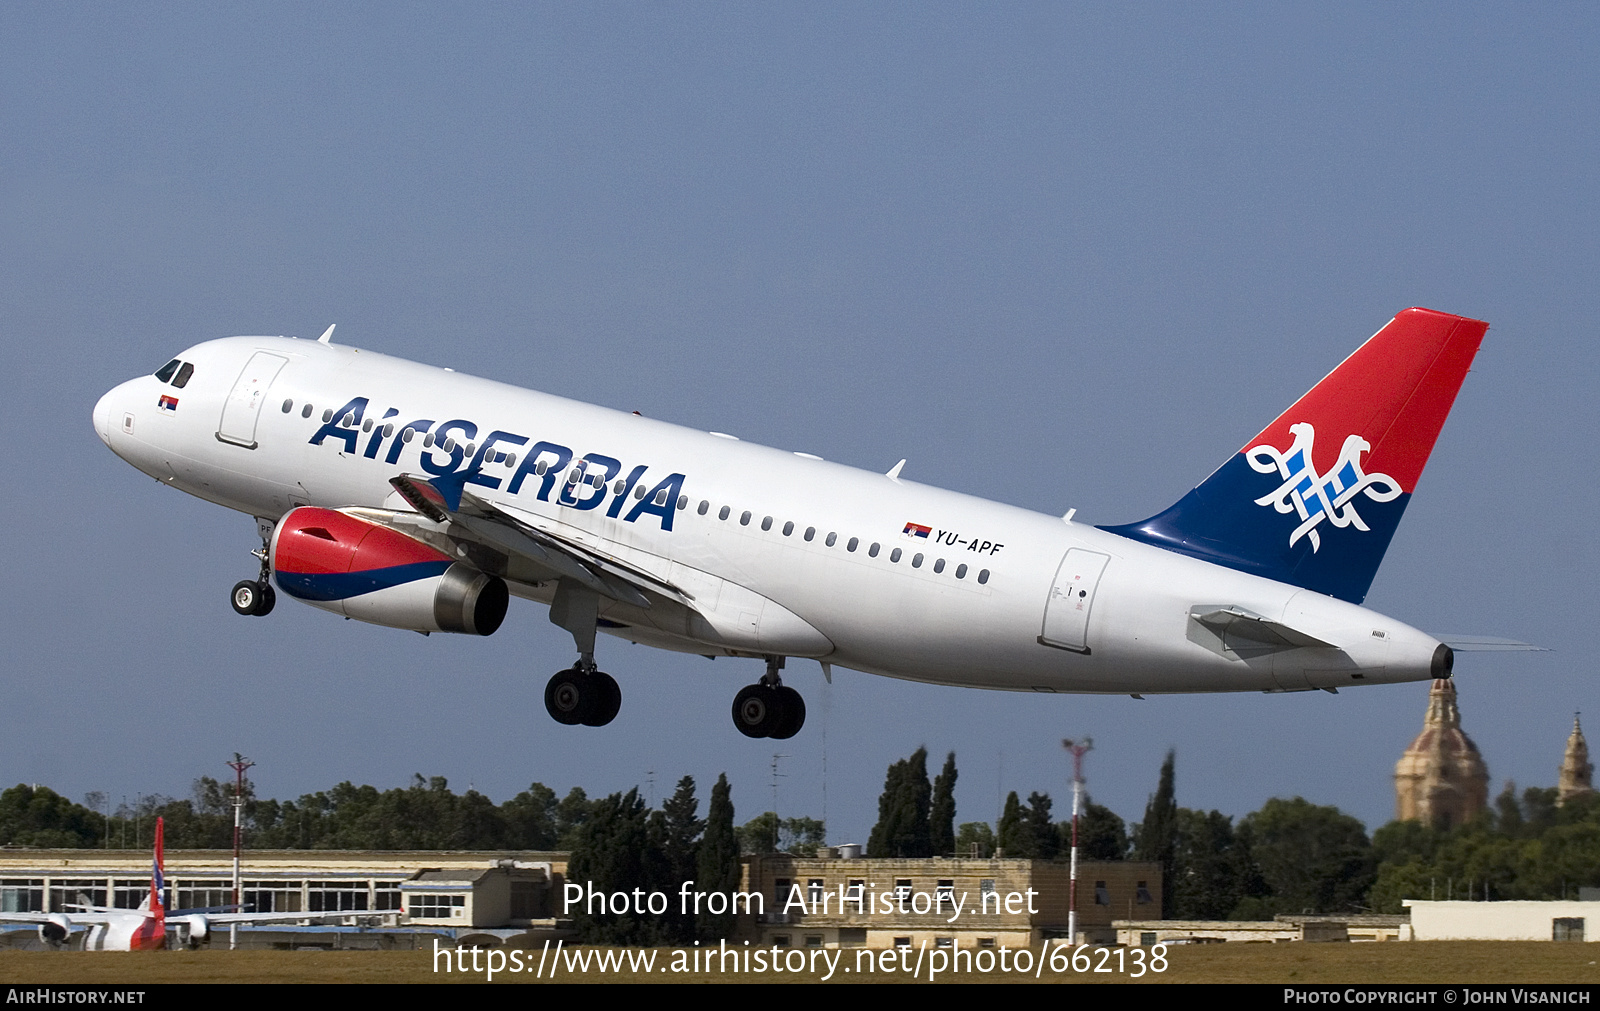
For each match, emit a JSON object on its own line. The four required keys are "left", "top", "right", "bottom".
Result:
{"left": 230, "top": 520, "right": 276, "bottom": 617}
{"left": 544, "top": 663, "right": 622, "bottom": 728}
{"left": 732, "top": 656, "right": 806, "bottom": 739}
{"left": 544, "top": 580, "right": 621, "bottom": 727}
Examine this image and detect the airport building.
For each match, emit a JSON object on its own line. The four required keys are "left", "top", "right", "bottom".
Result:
{"left": 742, "top": 853, "right": 1162, "bottom": 949}
{"left": 0, "top": 848, "right": 568, "bottom": 948}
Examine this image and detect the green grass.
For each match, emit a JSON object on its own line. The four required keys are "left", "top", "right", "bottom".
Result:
{"left": 2, "top": 941, "right": 1599, "bottom": 984}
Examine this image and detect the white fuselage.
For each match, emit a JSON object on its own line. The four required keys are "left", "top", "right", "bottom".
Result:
{"left": 93, "top": 336, "right": 1442, "bottom": 695}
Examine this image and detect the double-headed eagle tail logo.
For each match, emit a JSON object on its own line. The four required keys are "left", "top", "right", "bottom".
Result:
{"left": 1245, "top": 422, "right": 1402, "bottom": 552}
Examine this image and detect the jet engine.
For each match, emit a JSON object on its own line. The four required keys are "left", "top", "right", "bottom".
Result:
{"left": 270, "top": 506, "right": 508, "bottom": 635}
{"left": 174, "top": 914, "right": 210, "bottom": 947}
{"left": 38, "top": 914, "right": 72, "bottom": 948}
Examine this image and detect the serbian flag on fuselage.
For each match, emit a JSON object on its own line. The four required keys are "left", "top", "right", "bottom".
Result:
{"left": 903, "top": 522, "right": 931, "bottom": 539}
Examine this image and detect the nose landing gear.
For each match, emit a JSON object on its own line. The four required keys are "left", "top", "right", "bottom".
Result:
{"left": 230, "top": 520, "right": 276, "bottom": 616}
{"left": 732, "top": 656, "right": 805, "bottom": 739}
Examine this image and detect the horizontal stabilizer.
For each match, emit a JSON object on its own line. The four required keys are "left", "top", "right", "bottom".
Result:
{"left": 1434, "top": 635, "right": 1548, "bottom": 652}
{"left": 1190, "top": 605, "right": 1336, "bottom": 652}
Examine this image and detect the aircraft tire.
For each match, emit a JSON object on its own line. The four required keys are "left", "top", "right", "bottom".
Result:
{"left": 770, "top": 686, "right": 805, "bottom": 739}
{"left": 545, "top": 668, "right": 594, "bottom": 726}
{"left": 254, "top": 583, "right": 276, "bottom": 617}
{"left": 582, "top": 672, "right": 621, "bottom": 727}
{"left": 231, "top": 580, "right": 261, "bottom": 616}
{"left": 732, "top": 684, "right": 784, "bottom": 738}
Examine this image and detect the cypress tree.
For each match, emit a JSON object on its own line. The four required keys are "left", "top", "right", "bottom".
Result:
{"left": 868, "top": 747, "right": 932, "bottom": 857}
{"left": 997, "top": 790, "right": 1030, "bottom": 857}
{"left": 1134, "top": 750, "right": 1178, "bottom": 916}
{"left": 696, "top": 774, "right": 740, "bottom": 942}
{"left": 930, "top": 752, "right": 958, "bottom": 856}
{"left": 1026, "top": 791, "right": 1060, "bottom": 859}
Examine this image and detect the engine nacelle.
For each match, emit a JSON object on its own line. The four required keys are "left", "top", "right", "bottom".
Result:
{"left": 175, "top": 914, "right": 210, "bottom": 947}
{"left": 39, "top": 914, "right": 71, "bottom": 947}
{"left": 270, "top": 507, "right": 508, "bottom": 635}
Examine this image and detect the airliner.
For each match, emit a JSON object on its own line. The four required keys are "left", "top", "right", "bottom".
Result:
{"left": 0, "top": 818, "right": 367, "bottom": 950}
{"left": 93, "top": 308, "right": 1491, "bottom": 738}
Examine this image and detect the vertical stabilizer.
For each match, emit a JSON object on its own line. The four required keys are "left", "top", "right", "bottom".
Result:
{"left": 1100, "top": 308, "right": 1487, "bottom": 602}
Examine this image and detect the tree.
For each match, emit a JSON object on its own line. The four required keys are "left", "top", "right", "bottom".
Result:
{"left": 0, "top": 785, "right": 102, "bottom": 848}
{"left": 1235, "top": 797, "right": 1373, "bottom": 916}
{"left": 930, "top": 753, "right": 958, "bottom": 856}
{"left": 1026, "top": 792, "right": 1060, "bottom": 859}
{"left": 956, "top": 821, "right": 995, "bottom": 858}
{"left": 1071, "top": 799, "right": 1129, "bottom": 860}
{"left": 1134, "top": 751, "right": 1178, "bottom": 916}
{"left": 1169, "top": 808, "right": 1256, "bottom": 919}
{"left": 867, "top": 748, "right": 932, "bottom": 858}
{"left": 696, "top": 774, "right": 741, "bottom": 942}
{"left": 566, "top": 788, "right": 659, "bottom": 944}
{"left": 997, "top": 791, "right": 1029, "bottom": 857}
{"left": 779, "top": 816, "right": 826, "bottom": 857}
{"left": 738, "top": 812, "right": 780, "bottom": 854}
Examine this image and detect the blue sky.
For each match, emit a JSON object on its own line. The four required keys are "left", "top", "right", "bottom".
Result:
{"left": 2, "top": 4, "right": 1595, "bottom": 840}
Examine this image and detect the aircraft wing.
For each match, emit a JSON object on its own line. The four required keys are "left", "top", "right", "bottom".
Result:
{"left": 0, "top": 911, "right": 121, "bottom": 926}
{"left": 388, "top": 473, "right": 693, "bottom": 610}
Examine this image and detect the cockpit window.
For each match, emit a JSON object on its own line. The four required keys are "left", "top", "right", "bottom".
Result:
{"left": 154, "top": 359, "right": 181, "bottom": 383}
{"left": 171, "top": 362, "right": 195, "bottom": 388}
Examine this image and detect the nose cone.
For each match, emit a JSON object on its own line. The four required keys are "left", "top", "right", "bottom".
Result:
{"left": 93, "top": 388, "right": 114, "bottom": 447}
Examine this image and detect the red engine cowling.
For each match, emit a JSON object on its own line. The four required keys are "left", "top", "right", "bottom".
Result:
{"left": 269, "top": 507, "right": 508, "bottom": 635}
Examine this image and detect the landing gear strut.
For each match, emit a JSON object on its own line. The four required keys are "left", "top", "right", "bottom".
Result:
{"left": 230, "top": 519, "right": 276, "bottom": 617}
{"left": 544, "top": 580, "right": 622, "bottom": 727}
{"left": 732, "top": 656, "right": 805, "bottom": 739}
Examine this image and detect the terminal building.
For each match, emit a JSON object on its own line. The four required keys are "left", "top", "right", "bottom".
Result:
{"left": 0, "top": 848, "right": 567, "bottom": 948}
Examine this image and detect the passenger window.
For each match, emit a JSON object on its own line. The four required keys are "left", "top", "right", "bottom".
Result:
{"left": 614, "top": 480, "right": 627, "bottom": 494}
{"left": 782, "top": 521, "right": 794, "bottom": 536}
{"left": 362, "top": 418, "right": 373, "bottom": 433}
{"left": 322, "top": 409, "right": 334, "bottom": 423}
{"left": 154, "top": 359, "right": 181, "bottom": 383}
{"left": 424, "top": 432, "right": 436, "bottom": 448}
{"left": 503, "top": 453, "right": 515, "bottom": 468}
{"left": 383, "top": 423, "right": 395, "bottom": 438}
{"left": 654, "top": 489, "right": 669, "bottom": 506}
{"left": 740, "top": 511, "right": 752, "bottom": 526}
{"left": 847, "top": 537, "right": 859, "bottom": 552}
{"left": 634, "top": 484, "right": 647, "bottom": 499}
{"left": 890, "top": 548, "right": 902, "bottom": 563}
{"left": 402, "top": 427, "right": 414, "bottom": 443}
{"left": 719, "top": 505, "right": 731, "bottom": 521}
{"left": 804, "top": 527, "right": 816, "bottom": 542}
{"left": 933, "top": 558, "right": 945, "bottom": 573}
{"left": 698, "top": 500, "right": 710, "bottom": 515}
{"left": 912, "top": 553, "right": 923, "bottom": 568}
{"left": 677, "top": 495, "right": 688, "bottom": 511}
{"left": 301, "top": 403, "right": 313, "bottom": 419}
{"left": 172, "top": 363, "right": 194, "bottom": 388}
{"left": 956, "top": 563, "right": 967, "bottom": 579}
{"left": 825, "top": 532, "right": 837, "bottom": 547}
{"left": 978, "top": 569, "right": 990, "bottom": 584}
{"left": 534, "top": 459, "right": 546, "bottom": 475}
{"left": 869, "top": 543, "right": 880, "bottom": 557}
{"left": 281, "top": 399, "right": 294, "bottom": 413}
{"left": 761, "top": 516, "right": 773, "bottom": 531}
